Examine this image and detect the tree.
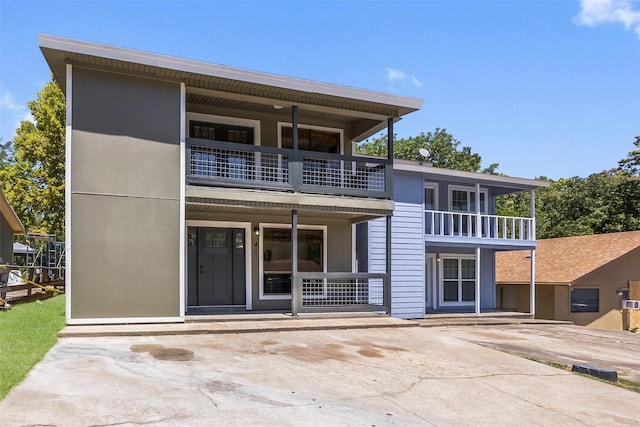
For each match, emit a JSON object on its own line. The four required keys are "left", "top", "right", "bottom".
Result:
{"left": 0, "top": 80, "right": 66, "bottom": 238}
{"left": 357, "top": 128, "right": 498, "bottom": 173}
{"left": 618, "top": 136, "right": 640, "bottom": 176}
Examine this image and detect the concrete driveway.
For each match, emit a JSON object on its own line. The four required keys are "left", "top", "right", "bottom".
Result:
{"left": 441, "top": 324, "right": 640, "bottom": 383}
{"left": 2, "top": 323, "right": 640, "bottom": 426}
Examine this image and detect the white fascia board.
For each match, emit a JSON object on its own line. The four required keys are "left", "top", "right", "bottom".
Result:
{"left": 394, "top": 160, "right": 550, "bottom": 190}
{"left": 38, "top": 34, "right": 423, "bottom": 113}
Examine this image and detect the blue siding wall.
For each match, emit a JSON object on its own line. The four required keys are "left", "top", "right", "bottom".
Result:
{"left": 370, "top": 202, "right": 425, "bottom": 319}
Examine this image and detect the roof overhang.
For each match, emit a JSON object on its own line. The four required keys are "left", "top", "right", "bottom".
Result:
{"left": 39, "top": 34, "right": 422, "bottom": 142}
{"left": 0, "top": 189, "right": 25, "bottom": 235}
{"left": 394, "top": 159, "right": 550, "bottom": 192}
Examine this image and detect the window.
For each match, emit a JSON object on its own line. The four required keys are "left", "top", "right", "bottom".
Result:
{"left": 441, "top": 256, "right": 476, "bottom": 304}
{"left": 190, "top": 121, "right": 254, "bottom": 144}
{"left": 261, "top": 227, "right": 325, "bottom": 297}
{"left": 424, "top": 183, "right": 438, "bottom": 234}
{"left": 450, "top": 187, "right": 487, "bottom": 213}
{"left": 571, "top": 288, "right": 599, "bottom": 313}
{"left": 279, "top": 124, "right": 342, "bottom": 153}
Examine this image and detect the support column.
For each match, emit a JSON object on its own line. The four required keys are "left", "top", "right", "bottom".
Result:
{"left": 475, "top": 183, "right": 481, "bottom": 237}
{"left": 292, "top": 106, "right": 299, "bottom": 151}
{"left": 475, "top": 247, "right": 481, "bottom": 315}
{"left": 291, "top": 209, "right": 299, "bottom": 316}
{"left": 385, "top": 215, "right": 392, "bottom": 315}
{"left": 530, "top": 189, "right": 536, "bottom": 240}
{"left": 530, "top": 249, "right": 536, "bottom": 317}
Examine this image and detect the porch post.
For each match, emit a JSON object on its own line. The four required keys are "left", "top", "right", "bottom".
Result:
{"left": 385, "top": 214, "right": 392, "bottom": 315}
{"left": 475, "top": 183, "right": 481, "bottom": 238}
{"left": 530, "top": 249, "right": 536, "bottom": 317}
{"left": 529, "top": 189, "right": 536, "bottom": 317}
{"left": 530, "top": 189, "right": 536, "bottom": 240}
{"left": 475, "top": 247, "right": 481, "bottom": 315}
{"left": 387, "top": 118, "right": 394, "bottom": 161}
{"left": 292, "top": 106, "right": 299, "bottom": 151}
{"left": 291, "top": 209, "right": 299, "bottom": 316}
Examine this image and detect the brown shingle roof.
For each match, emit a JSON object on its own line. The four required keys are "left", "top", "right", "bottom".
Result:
{"left": 496, "top": 231, "right": 640, "bottom": 284}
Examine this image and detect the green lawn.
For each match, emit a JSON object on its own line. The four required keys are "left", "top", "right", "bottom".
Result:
{"left": 0, "top": 295, "right": 66, "bottom": 400}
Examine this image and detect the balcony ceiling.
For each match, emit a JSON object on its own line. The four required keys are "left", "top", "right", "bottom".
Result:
{"left": 39, "top": 34, "right": 422, "bottom": 141}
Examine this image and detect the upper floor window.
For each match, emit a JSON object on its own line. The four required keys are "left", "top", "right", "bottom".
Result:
{"left": 279, "top": 124, "right": 342, "bottom": 153}
{"left": 449, "top": 186, "right": 487, "bottom": 213}
{"left": 190, "top": 121, "right": 254, "bottom": 144}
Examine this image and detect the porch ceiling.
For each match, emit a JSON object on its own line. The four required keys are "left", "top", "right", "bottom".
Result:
{"left": 186, "top": 186, "right": 392, "bottom": 223}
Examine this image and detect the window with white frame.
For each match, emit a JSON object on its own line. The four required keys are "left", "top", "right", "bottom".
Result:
{"left": 278, "top": 123, "right": 343, "bottom": 154}
{"left": 260, "top": 225, "right": 326, "bottom": 299}
{"left": 449, "top": 186, "right": 487, "bottom": 213}
{"left": 441, "top": 256, "right": 476, "bottom": 304}
{"left": 424, "top": 183, "right": 438, "bottom": 235}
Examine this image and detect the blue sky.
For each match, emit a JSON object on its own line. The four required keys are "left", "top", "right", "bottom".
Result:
{"left": 1, "top": 0, "right": 639, "bottom": 180}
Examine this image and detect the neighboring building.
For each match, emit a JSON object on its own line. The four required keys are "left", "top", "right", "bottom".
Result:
{"left": 39, "top": 34, "right": 422, "bottom": 324}
{"left": 496, "top": 231, "right": 640, "bottom": 330}
{"left": 362, "top": 159, "right": 549, "bottom": 318}
{"left": 0, "top": 188, "right": 26, "bottom": 264}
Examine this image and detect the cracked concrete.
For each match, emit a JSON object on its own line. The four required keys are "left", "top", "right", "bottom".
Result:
{"left": 2, "top": 326, "right": 640, "bottom": 426}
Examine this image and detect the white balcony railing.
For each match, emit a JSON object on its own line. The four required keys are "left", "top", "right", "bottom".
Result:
{"left": 425, "top": 210, "right": 535, "bottom": 241}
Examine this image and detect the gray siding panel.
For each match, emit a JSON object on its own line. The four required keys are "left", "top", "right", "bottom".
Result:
{"left": 70, "top": 68, "right": 181, "bottom": 321}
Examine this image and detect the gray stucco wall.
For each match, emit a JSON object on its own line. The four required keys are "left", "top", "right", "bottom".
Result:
{"left": 0, "top": 214, "right": 13, "bottom": 264}
{"left": 70, "top": 67, "right": 181, "bottom": 319}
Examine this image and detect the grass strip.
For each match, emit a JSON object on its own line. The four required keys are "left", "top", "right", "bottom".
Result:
{"left": 525, "top": 356, "right": 640, "bottom": 394}
{"left": 0, "top": 295, "right": 65, "bottom": 400}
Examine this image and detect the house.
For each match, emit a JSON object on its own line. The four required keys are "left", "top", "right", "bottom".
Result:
{"left": 496, "top": 231, "right": 640, "bottom": 330}
{"left": 39, "top": 34, "right": 423, "bottom": 324}
{"left": 0, "top": 188, "right": 26, "bottom": 265}
{"left": 360, "top": 159, "right": 549, "bottom": 318}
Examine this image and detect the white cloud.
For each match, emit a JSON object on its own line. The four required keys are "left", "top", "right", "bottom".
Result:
{"left": 385, "top": 68, "right": 423, "bottom": 88}
{"left": 0, "top": 88, "right": 23, "bottom": 112}
{"left": 575, "top": 0, "right": 640, "bottom": 39}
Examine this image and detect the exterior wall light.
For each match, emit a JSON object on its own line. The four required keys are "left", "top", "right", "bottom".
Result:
{"left": 254, "top": 227, "right": 260, "bottom": 236}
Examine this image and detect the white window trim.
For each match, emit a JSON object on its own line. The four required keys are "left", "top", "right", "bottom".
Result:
{"left": 425, "top": 254, "right": 436, "bottom": 310}
{"left": 277, "top": 122, "right": 344, "bottom": 154}
{"left": 424, "top": 182, "right": 439, "bottom": 211}
{"left": 186, "top": 112, "right": 261, "bottom": 146}
{"left": 185, "top": 220, "right": 253, "bottom": 310}
{"left": 259, "top": 223, "right": 327, "bottom": 300}
{"left": 438, "top": 253, "right": 477, "bottom": 307}
{"left": 448, "top": 185, "right": 488, "bottom": 213}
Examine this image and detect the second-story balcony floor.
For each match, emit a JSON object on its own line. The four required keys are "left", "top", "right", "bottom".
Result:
{"left": 186, "top": 138, "right": 392, "bottom": 200}
{"left": 425, "top": 209, "right": 536, "bottom": 248}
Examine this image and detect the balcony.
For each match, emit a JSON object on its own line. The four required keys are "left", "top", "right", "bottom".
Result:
{"left": 186, "top": 138, "right": 392, "bottom": 199}
{"left": 425, "top": 210, "right": 535, "bottom": 245}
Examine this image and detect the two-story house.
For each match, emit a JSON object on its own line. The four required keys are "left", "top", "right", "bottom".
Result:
{"left": 39, "top": 35, "right": 422, "bottom": 324}
{"left": 361, "top": 160, "right": 549, "bottom": 318}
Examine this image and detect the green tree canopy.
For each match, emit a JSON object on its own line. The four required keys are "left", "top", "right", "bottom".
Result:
{"left": 0, "top": 79, "right": 66, "bottom": 238}
{"left": 357, "top": 128, "right": 498, "bottom": 173}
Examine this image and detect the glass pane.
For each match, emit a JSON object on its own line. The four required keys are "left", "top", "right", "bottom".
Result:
{"left": 235, "top": 231, "right": 244, "bottom": 249}
{"left": 425, "top": 187, "right": 435, "bottom": 210}
{"left": 206, "top": 231, "right": 227, "bottom": 248}
{"left": 263, "top": 228, "right": 292, "bottom": 295}
{"left": 442, "top": 259, "right": 458, "bottom": 280}
{"left": 443, "top": 281, "right": 458, "bottom": 301}
{"left": 188, "top": 229, "right": 197, "bottom": 247}
{"left": 571, "top": 289, "right": 599, "bottom": 312}
{"left": 281, "top": 127, "right": 340, "bottom": 153}
{"left": 462, "top": 281, "right": 475, "bottom": 301}
{"left": 461, "top": 259, "right": 475, "bottom": 279}
{"left": 298, "top": 229, "right": 323, "bottom": 272}
{"left": 451, "top": 190, "right": 468, "bottom": 212}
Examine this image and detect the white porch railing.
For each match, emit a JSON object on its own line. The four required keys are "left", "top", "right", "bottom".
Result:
{"left": 425, "top": 210, "right": 535, "bottom": 241}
